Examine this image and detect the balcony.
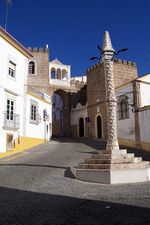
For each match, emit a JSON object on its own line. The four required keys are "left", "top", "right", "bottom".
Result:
{"left": 3, "top": 112, "right": 20, "bottom": 130}
{"left": 49, "top": 78, "right": 70, "bottom": 87}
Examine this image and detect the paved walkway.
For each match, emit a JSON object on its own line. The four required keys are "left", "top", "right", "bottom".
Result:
{"left": 0, "top": 138, "right": 149, "bottom": 225}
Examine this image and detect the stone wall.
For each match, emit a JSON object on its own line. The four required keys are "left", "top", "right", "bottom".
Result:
{"left": 70, "top": 125, "right": 77, "bottom": 137}
{"left": 114, "top": 59, "right": 138, "bottom": 88}
{"left": 87, "top": 60, "right": 138, "bottom": 139}
{"left": 52, "top": 120, "right": 62, "bottom": 136}
{"left": 27, "top": 47, "right": 51, "bottom": 95}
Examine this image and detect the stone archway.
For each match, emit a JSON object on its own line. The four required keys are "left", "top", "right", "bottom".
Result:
{"left": 52, "top": 89, "right": 71, "bottom": 137}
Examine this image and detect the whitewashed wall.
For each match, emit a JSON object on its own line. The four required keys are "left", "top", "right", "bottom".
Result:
{"left": 140, "top": 82, "right": 150, "bottom": 107}
{"left": 49, "top": 60, "right": 71, "bottom": 87}
{"left": 70, "top": 103, "right": 87, "bottom": 136}
{"left": 116, "top": 84, "right": 135, "bottom": 141}
{"left": 26, "top": 93, "right": 52, "bottom": 140}
{"left": 0, "top": 36, "right": 28, "bottom": 152}
{"left": 71, "top": 103, "right": 87, "bottom": 125}
{"left": 139, "top": 109, "right": 150, "bottom": 143}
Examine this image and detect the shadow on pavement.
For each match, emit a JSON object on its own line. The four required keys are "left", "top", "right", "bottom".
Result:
{"left": 51, "top": 137, "right": 150, "bottom": 161}
{"left": 0, "top": 186, "right": 149, "bottom": 225}
{"left": 0, "top": 163, "right": 75, "bottom": 179}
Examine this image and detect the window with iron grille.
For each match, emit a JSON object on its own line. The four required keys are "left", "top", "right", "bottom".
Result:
{"left": 7, "top": 99, "right": 14, "bottom": 120}
{"left": 30, "top": 100, "right": 38, "bottom": 124}
{"left": 118, "top": 95, "right": 129, "bottom": 120}
{"left": 8, "top": 61, "right": 16, "bottom": 78}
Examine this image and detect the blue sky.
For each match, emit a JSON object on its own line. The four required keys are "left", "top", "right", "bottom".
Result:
{"left": 0, "top": 0, "right": 150, "bottom": 77}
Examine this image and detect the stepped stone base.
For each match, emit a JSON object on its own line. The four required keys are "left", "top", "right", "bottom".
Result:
{"left": 72, "top": 149, "right": 150, "bottom": 184}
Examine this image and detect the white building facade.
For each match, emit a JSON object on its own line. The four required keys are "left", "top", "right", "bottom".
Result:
{"left": 26, "top": 90, "right": 52, "bottom": 142}
{"left": 0, "top": 27, "right": 32, "bottom": 152}
{"left": 0, "top": 27, "right": 52, "bottom": 153}
{"left": 116, "top": 74, "right": 150, "bottom": 151}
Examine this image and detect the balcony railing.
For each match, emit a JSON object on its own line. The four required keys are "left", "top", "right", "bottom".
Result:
{"left": 3, "top": 112, "right": 20, "bottom": 130}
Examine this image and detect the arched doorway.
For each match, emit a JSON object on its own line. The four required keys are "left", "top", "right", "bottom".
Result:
{"left": 79, "top": 118, "right": 84, "bottom": 137}
{"left": 52, "top": 89, "right": 70, "bottom": 137}
{"left": 52, "top": 93, "right": 63, "bottom": 137}
{"left": 96, "top": 115, "right": 102, "bottom": 139}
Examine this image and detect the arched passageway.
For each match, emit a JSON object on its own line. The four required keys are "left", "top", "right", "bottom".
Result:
{"left": 52, "top": 89, "right": 70, "bottom": 137}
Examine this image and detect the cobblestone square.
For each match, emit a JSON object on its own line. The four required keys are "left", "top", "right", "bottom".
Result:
{"left": 0, "top": 138, "right": 149, "bottom": 225}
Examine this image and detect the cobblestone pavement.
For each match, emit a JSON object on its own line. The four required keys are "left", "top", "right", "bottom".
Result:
{"left": 0, "top": 138, "right": 150, "bottom": 225}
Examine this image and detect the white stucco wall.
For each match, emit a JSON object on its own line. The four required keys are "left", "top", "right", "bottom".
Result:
{"left": 140, "top": 82, "right": 150, "bottom": 107}
{"left": 70, "top": 103, "right": 87, "bottom": 136}
{"left": 0, "top": 36, "right": 28, "bottom": 152}
{"left": 71, "top": 103, "right": 87, "bottom": 125}
{"left": 49, "top": 60, "right": 71, "bottom": 87}
{"left": 26, "top": 93, "right": 52, "bottom": 140}
{"left": 116, "top": 84, "right": 135, "bottom": 141}
{"left": 139, "top": 109, "right": 150, "bottom": 143}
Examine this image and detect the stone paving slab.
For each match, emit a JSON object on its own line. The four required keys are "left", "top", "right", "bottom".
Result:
{"left": 0, "top": 137, "right": 149, "bottom": 224}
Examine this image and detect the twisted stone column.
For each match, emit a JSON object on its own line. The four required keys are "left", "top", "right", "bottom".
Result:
{"left": 102, "top": 31, "right": 119, "bottom": 151}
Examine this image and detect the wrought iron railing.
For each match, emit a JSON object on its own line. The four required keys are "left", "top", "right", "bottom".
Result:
{"left": 3, "top": 112, "right": 20, "bottom": 130}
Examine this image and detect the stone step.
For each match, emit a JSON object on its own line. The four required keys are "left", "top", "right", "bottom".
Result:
{"left": 80, "top": 161, "right": 149, "bottom": 170}
{"left": 84, "top": 157, "right": 142, "bottom": 164}
{"left": 133, "top": 157, "right": 142, "bottom": 163}
{"left": 92, "top": 153, "right": 135, "bottom": 160}
{"left": 98, "top": 149, "right": 127, "bottom": 155}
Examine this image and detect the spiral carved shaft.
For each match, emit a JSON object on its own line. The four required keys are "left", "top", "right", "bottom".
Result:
{"left": 104, "top": 60, "right": 119, "bottom": 151}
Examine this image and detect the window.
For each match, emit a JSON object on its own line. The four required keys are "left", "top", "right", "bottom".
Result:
{"left": 51, "top": 68, "right": 56, "bottom": 79}
{"left": 57, "top": 69, "right": 61, "bottom": 79}
{"left": 62, "top": 69, "right": 67, "bottom": 80}
{"left": 7, "top": 99, "right": 14, "bottom": 120}
{"left": 8, "top": 61, "right": 16, "bottom": 78}
{"left": 118, "top": 96, "right": 129, "bottom": 120}
{"left": 28, "top": 61, "right": 35, "bottom": 74}
{"left": 30, "top": 100, "right": 38, "bottom": 124}
{"left": 43, "top": 109, "right": 47, "bottom": 121}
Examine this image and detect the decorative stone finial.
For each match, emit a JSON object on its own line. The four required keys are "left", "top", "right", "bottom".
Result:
{"left": 102, "top": 31, "right": 114, "bottom": 52}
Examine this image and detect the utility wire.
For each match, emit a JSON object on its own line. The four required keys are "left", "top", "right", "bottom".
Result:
{"left": 4, "top": 0, "right": 12, "bottom": 30}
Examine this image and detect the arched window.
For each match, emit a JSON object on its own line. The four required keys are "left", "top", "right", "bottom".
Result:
{"left": 28, "top": 61, "right": 35, "bottom": 74}
{"left": 62, "top": 69, "right": 68, "bottom": 80}
{"left": 118, "top": 95, "right": 129, "bottom": 120}
{"left": 57, "top": 69, "right": 61, "bottom": 79}
{"left": 51, "top": 68, "right": 56, "bottom": 79}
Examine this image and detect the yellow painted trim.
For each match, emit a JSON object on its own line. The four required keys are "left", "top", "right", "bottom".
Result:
{"left": 0, "top": 136, "right": 46, "bottom": 159}
{"left": 140, "top": 142, "right": 150, "bottom": 152}
{"left": 0, "top": 33, "right": 32, "bottom": 58}
{"left": 27, "top": 92, "right": 51, "bottom": 105}
{"left": 4, "top": 152, "right": 27, "bottom": 162}
{"left": 118, "top": 138, "right": 136, "bottom": 148}
{"left": 118, "top": 137, "right": 150, "bottom": 152}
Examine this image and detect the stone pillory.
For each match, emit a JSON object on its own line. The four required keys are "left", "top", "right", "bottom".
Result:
{"left": 72, "top": 31, "right": 150, "bottom": 184}
{"left": 101, "top": 31, "right": 119, "bottom": 152}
